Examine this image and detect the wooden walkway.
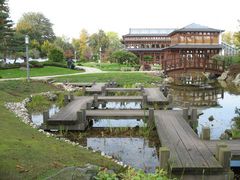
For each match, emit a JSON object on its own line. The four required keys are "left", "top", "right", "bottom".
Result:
{"left": 204, "top": 140, "right": 240, "bottom": 160}
{"left": 86, "top": 83, "right": 106, "bottom": 93}
{"left": 48, "top": 97, "right": 92, "bottom": 122}
{"left": 86, "top": 109, "right": 148, "bottom": 119}
{"left": 154, "top": 110, "right": 223, "bottom": 173}
{"left": 106, "top": 87, "right": 141, "bottom": 92}
{"left": 144, "top": 88, "right": 168, "bottom": 103}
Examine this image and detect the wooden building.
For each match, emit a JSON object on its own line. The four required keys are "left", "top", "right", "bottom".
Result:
{"left": 123, "top": 23, "right": 225, "bottom": 74}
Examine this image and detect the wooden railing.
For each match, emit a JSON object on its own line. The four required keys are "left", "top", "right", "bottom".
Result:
{"left": 163, "top": 57, "right": 225, "bottom": 74}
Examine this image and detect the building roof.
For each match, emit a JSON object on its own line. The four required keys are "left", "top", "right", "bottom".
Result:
{"left": 169, "top": 23, "right": 224, "bottom": 35}
{"left": 123, "top": 28, "right": 176, "bottom": 37}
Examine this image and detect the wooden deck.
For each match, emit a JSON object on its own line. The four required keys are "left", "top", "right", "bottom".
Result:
{"left": 204, "top": 140, "right": 240, "bottom": 160}
{"left": 86, "top": 83, "right": 106, "bottom": 93}
{"left": 144, "top": 88, "right": 168, "bottom": 103}
{"left": 154, "top": 110, "right": 223, "bottom": 173}
{"left": 106, "top": 87, "right": 141, "bottom": 92}
{"left": 48, "top": 97, "right": 92, "bottom": 122}
{"left": 86, "top": 109, "right": 148, "bottom": 119}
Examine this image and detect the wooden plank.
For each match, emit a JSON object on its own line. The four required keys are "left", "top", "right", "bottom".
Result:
{"left": 86, "top": 109, "right": 148, "bottom": 119}
{"left": 168, "top": 112, "right": 208, "bottom": 168}
{"left": 154, "top": 113, "right": 183, "bottom": 169}
{"left": 155, "top": 111, "right": 195, "bottom": 168}
{"left": 171, "top": 111, "right": 222, "bottom": 169}
{"left": 144, "top": 88, "right": 167, "bottom": 102}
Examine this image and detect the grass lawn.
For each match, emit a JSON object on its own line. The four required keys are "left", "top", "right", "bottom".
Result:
{"left": 80, "top": 62, "right": 133, "bottom": 71}
{"left": 0, "top": 66, "right": 82, "bottom": 79}
{"left": 54, "top": 72, "right": 161, "bottom": 85}
{"left": 0, "top": 80, "right": 121, "bottom": 179}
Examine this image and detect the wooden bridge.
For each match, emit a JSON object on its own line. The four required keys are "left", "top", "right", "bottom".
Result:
{"left": 163, "top": 58, "right": 225, "bottom": 75}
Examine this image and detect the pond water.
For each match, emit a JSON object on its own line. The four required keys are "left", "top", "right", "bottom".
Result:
{"left": 31, "top": 104, "right": 59, "bottom": 126}
{"left": 98, "top": 102, "right": 141, "bottom": 109}
{"left": 87, "top": 137, "right": 159, "bottom": 172}
{"left": 92, "top": 119, "right": 145, "bottom": 128}
{"left": 170, "top": 85, "right": 240, "bottom": 140}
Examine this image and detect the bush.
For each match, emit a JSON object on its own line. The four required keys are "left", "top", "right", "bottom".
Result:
{"left": 110, "top": 50, "right": 138, "bottom": 65}
{"left": 42, "top": 61, "right": 67, "bottom": 68}
{"left": 48, "top": 48, "right": 64, "bottom": 62}
{"left": 29, "top": 61, "right": 44, "bottom": 68}
{"left": 0, "top": 63, "right": 20, "bottom": 70}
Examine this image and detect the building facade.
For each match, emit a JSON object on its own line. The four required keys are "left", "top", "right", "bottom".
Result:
{"left": 123, "top": 23, "right": 224, "bottom": 74}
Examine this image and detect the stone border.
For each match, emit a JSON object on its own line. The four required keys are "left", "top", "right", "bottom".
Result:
{"left": 4, "top": 92, "right": 128, "bottom": 168}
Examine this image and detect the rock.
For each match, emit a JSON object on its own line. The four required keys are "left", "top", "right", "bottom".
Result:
{"left": 219, "top": 132, "right": 230, "bottom": 140}
{"left": 218, "top": 71, "right": 229, "bottom": 81}
{"left": 232, "top": 73, "right": 240, "bottom": 86}
{"left": 224, "top": 129, "right": 233, "bottom": 137}
{"left": 163, "top": 77, "right": 174, "bottom": 84}
{"left": 45, "top": 164, "right": 99, "bottom": 180}
{"left": 75, "top": 66, "right": 84, "bottom": 71}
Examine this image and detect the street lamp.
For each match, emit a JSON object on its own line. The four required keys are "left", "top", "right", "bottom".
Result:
{"left": 25, "top": 35, "right": 30, "bottom": 82}
{"left": 99, "top": 47, "right": 102, "bottom": 63}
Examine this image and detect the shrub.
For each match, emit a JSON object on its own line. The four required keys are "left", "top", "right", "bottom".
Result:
{"left": 48, "top": 48, "right": 64, "bottom": 62}
{"left": 110, "top": 50, "right": 138, "bottom": 65}
{"left": 42, "top": 61, "right": 67, "bottom": 68}
{"left": 29, "top": 61, "right": 44, "bottom": 68}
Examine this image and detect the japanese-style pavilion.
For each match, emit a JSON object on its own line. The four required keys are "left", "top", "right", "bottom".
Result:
{"left": 123, "top": 23, "right": 225, "bottom": 75}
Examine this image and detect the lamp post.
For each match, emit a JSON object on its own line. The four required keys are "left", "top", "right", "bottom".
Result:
{"left": 25, "top": 35, "right": 30, "bottom": 82}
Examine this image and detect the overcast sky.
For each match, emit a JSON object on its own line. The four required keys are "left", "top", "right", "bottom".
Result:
{"left": 8, "top": 0, "right": 240, "bottom": 39}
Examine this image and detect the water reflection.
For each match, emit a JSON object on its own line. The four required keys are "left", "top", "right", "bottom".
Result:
{"left": 92, "top": 119, "right": 145, "bottom": 128}
{"left": 31, "top": 104, "right": 59, "bottom": 126}
{"left": 98, "top": 102, "right": 141, "bottom": 109}
{"left": 170, "top": 85, "right": 240, "bottom": 139}
{"left": 87, "top": 137, "right": 159, "bottom": 172}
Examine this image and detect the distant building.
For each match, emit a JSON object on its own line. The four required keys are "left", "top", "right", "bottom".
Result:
{"left": 123, "top": 23, "right": 224, "bottom": 73}
{"left": 221, "top": 42, "right": 239, "bottom": 56}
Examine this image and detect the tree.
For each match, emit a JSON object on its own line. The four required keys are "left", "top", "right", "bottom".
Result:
{"left": 143, "top": 55, "right": 153, "bottom": 63}
{"left": 105, "top": 32, "right": 123, "bottom": 60}
{"left": 41, "top": 40, "right": 54, "bottom": 57}
{"left": 110, "top": 50, "right": 138, "bottom": 65}
{"left": 16, "top": 12, "right": 55, "bottom": 44}
{"left": 79, "top": 29, "right": 90, "bottom": 60}
{"left": 234, "top": 20, "right": 240, "bottom": 49}
{"left": 8, "top": 31, "right": 25, "bottom": 62}
{"left": 0, "top": 0, "right": 13, "bottom": 61}
{"left": 53, "top": 36, "right": 74, "bottom": 58}
{"left": 89, "top": 30, "right": 109, "bottom": 59}
{"left": 222, "top": 32, "right": 234, "bottom": 45}
{"left": 48, "top": 48, "right": 64, "bottom": 62}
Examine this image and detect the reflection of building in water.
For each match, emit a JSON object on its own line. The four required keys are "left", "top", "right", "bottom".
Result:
{"left": 170, "top": 86, "right": 224, "bottom": 107}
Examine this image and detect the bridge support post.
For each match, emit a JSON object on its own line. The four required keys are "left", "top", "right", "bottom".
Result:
{"left": 191, "top": 108, "right": 197, "bottom": 121}
{"left": 64, "top": 95, "right": 69, "bottom": 105}
{"left": 201, "top": 127, "right": 210, "bottom": 140}
{"left": 86, "top": 102, "right": 92, "bottom": 110}
{"left": 77, "top": 109, "right": 87, "bottom": 130}
{"left": 82, "top": 86, "right": 86, "bottom": 95}
{"left": 219, "top": 147, "right": 231, "bottom": 170}
{"left": 142, "top": 94, "right": 148, "bottom": 107}
{"left": 148, "top": 108, "right": 155, "bottom": 128}
{"left": 70, "top": 94, "right": 74, "bottom": 101}
{"left": 101, "top": 85, "right": 106, "bottom": 96}
{"left": 216, "top": 142, "right": 227, "bottom": 160}
{"left": 93, "top": 94, "right": 98, "bottom": 108}
{"left": 182, "top": 108, "right": 188, "bottom": 121}
{"left": 43, "top": 111, "right": 49, "bottom": 125}
{"left": 140, "top": 85, "right": 144, "bottom": 92}
{"left": 159, "top": 147, "right": 170, "bottom": 170}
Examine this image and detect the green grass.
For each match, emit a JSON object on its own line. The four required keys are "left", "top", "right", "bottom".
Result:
{"left": 0, "top": 66, "right": 82, "bottom": 78}
{"left": 232, "top": 129, "right": 240, "bottom": 139}
{"left": 80, "top": 62, "right": 133, "bottom": 71}
{"left": 0, "top": 80, "right": 121, "bottom": 179}
{"left": 55, "top": 72, "right": 161, "bottom": 86}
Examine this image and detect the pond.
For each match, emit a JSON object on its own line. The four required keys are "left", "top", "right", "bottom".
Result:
{"left": 170, "top": 85, "right": 240, "bottom": 140}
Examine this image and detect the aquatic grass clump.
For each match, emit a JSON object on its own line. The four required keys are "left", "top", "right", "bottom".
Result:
{"left": 231, "top": 107, "right": 240, "bottom": 139}
{"left": 27, "top": 95, "right": 52, "bottom": 112}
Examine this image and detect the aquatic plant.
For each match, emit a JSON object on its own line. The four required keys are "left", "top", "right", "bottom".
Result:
{"left": 27, "top": 95, "right": 51, "bottom": 112}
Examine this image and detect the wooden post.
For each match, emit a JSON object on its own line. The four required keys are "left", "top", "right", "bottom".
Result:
{"left": 216, "top": 142, "right": 227, "bottom": 160}
{"left": 140, "top": 85, "right": 144, "bottom": 92}
{"left": 86, "top": 102, "right": 92, "bottom": 110}
{"left": 182, "top": 108, "right": 188, "bottom": 120}
{"left": 77, "top": 110, "right": 87, "bottom": 130}
{"left": 64, "top": 95, "right": 69, "bottom": 105}
{"left": 159, "top": 147, "right": 170, "bottom": 170}
{"left": 43, "top": 111, "right": 49, "bottom": 124}
{"left": 94, "top": 94, "right": 98, "bottom": 108}
{"left": 70, "top": 94, "right": 74, "bottom": 101}
{"left": 82, "top": 86, "right": 86, "bottom": 95}
{"left": 201, "top": 127, "right": 210, "bottom": 140}
{"left": 191, "top": 108, "right": 197, "bottom": 121}
{"left": 219, "top": 147, "right": 231, "bottom": 170}
{"left": 142, "top": 94, "right": 148, "bottom": 106}
{"left": 167, "top": 94, "right": 173, "bottom": 104}
{"left": 101, "top": 85, "right": 106, "bottom": 96}
{"left": 93, "top": 81, "right": 96, "bottom": 85}
{"left": 148, "top": 108, "right": 154, "bottom": 128}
